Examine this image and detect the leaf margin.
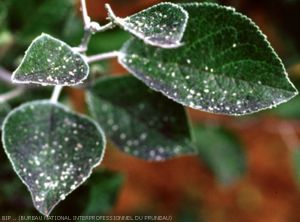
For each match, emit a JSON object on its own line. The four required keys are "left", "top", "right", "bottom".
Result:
{"left": 11, "top": 33, "right": 90, "bottom": 86}
{"left": 118, "top": 2, "right": 298, "bottom": 116}
{"left": 1, "top": 100, "right": 107, "bottom": 216}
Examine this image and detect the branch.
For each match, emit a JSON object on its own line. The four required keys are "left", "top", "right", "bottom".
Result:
{"left": 97, "top": 22, "right": 115, "bottom": 32}
{"left": 0, "top": 87, "right": 25, "bottom": 102}
{"left": 80, "top": 0, "right": 91, "bottom": 29}
{"left": 105, "top": 4, "right": 119, "bottom": 22}
{"left": 50, "top": 85, "right": 63, "bottom": 103}
{"left": 86, "top": 51, "right": 120, "bottom": 63}
{"left": 0, "top": 67, "right": 13, "bottom": 85}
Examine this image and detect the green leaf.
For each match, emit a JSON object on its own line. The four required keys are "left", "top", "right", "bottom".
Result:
{"left": 62, "top": 10, "right": 84, "bottom": 46}
{"left": 193, "top": 125, "right": 246, "bottom": 185}
{"left": 82, "top": 170, "right": 123, "bottom": 216}
{"left": 6, "top": 0, "right": 74, "bottom": 44}
{"left": 0, "top": 147, "right": 122, "bottom": 216}
{"left": 20, "top": 0, "right": 73, "bottom": 42}
{"left": 87, "top": 75, "right": 195, "bottom": 161}
{"left": 12, "top": 33, "right": 89, "bottom": 86}
{"left": 2, "top": 100, "right": 106, "bottom": 216}
{"left": 107, "top": 3, "right": 188, "bottom": 48}
{"left": 118, "top": 3, "right": 298, "bottom": 116}
{"left": 51, "top": 170, "right": 123, "bottom": 217}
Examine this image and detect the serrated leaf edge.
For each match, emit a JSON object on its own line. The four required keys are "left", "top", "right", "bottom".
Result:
{"left": 118, "top": 3, "right": 298, "bottom": 116}
{"left": 11, "top": 33, "right": 90, "bottom": 86}
{"left": 1, "top": 100, "right": 106, "bottom": 216}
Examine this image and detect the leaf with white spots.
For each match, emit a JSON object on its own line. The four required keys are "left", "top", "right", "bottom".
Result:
{"left": 2, "top": 101, "right": 106, "bottom": 216}
{"left": 193, "top": 125, "right": 246, "bottom": 185}
{"left": 107, "top": 3, "right": 188, "bottom": 48}
{"left": 87, "top": 75, "right": 195, "bottom": 161}
{"left": 12, "top": 33, "right": 89, "bottom": 86}
{"left": 118, "top": 3, "right": 298, "bottom": 116}
{"left": 53, "top": 170, "right": 123, "bottom": 216}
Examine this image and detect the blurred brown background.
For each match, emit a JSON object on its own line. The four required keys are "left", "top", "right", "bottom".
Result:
{"left": 69, "top": 1, "right": 300, "bottom": 221}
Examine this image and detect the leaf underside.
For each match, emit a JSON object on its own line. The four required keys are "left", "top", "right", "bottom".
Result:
{"left": 12, "top": 33, "right": 89, "bottom": 86}
{"left": 193, "top": 125, "right": 246, "bottom": 185}
{"left": 87, "top": 75, "right": 195, "bottom": 161}
{"left": 2, "top": 101, "right": 105, "bottom": 216}
{"left": 109, "top": 2, "right": 188, "bottom": 48}
{"left": 119, "top": 3, "right": 298, "bottom": 116}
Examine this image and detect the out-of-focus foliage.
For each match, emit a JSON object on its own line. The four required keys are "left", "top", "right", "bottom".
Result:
{"left": 193, "top": 125, "right": 246, "bottom": 185}
{"left": 272, "top": 96, "right": 300, "bottom": 118}
{"left": 87, "top": 75, "right": 195, "bottom": 161}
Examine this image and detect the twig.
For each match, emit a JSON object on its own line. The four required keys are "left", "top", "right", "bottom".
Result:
{"left": 0, "top": 87, "right": 25, "bottom": 102}
{"left": 0, "top": 67, "right": 13, "bottom": 85}
{"left": 72, "top": 46, "right": 88, "bottom": 53}
{"left": 86, "top": 51, "right": 120, "bottom": 63}
{"left": 51, "top": 1, "right": 119, "bottom": 103}
{"left": 50, "top": 86, "right": 63, "bottom": 103}
{"left": 97, "top": 22, "right": 115, "bottom": 32}
{"left": 105, "top": 4, "right": 119, "bottom": 22}
{"left": 79, "top": 0, "right": 92, "bottom": 52}
{"left": 50, "top": 0, "right": 89, "bottom": 103}
{"left": 79, "top": 1, "right": 116, "bottom": 52}
{"left": 80, "top": 0, "right": 91, "bottom": 29}
{"left": 79, "top": 30, "right": 92, "bottom": 52}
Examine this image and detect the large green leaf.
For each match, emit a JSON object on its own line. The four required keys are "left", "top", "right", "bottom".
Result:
{"left": 87, "top": 75, "right": 195, "bottom": 161}
{"left": 108, "top": 2, "right": 188, "bottom": 48}
{"left": 12, "top": 33, "right": 89, "bottom": 86}
{"left": 193, "top": 125, "right": 246, "bottom": 185}
{"left": 2, "top": 100, "right": 106, "bottom": 216}
{"left": 118, "top": 3, "right": 298, "bottom": 115}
